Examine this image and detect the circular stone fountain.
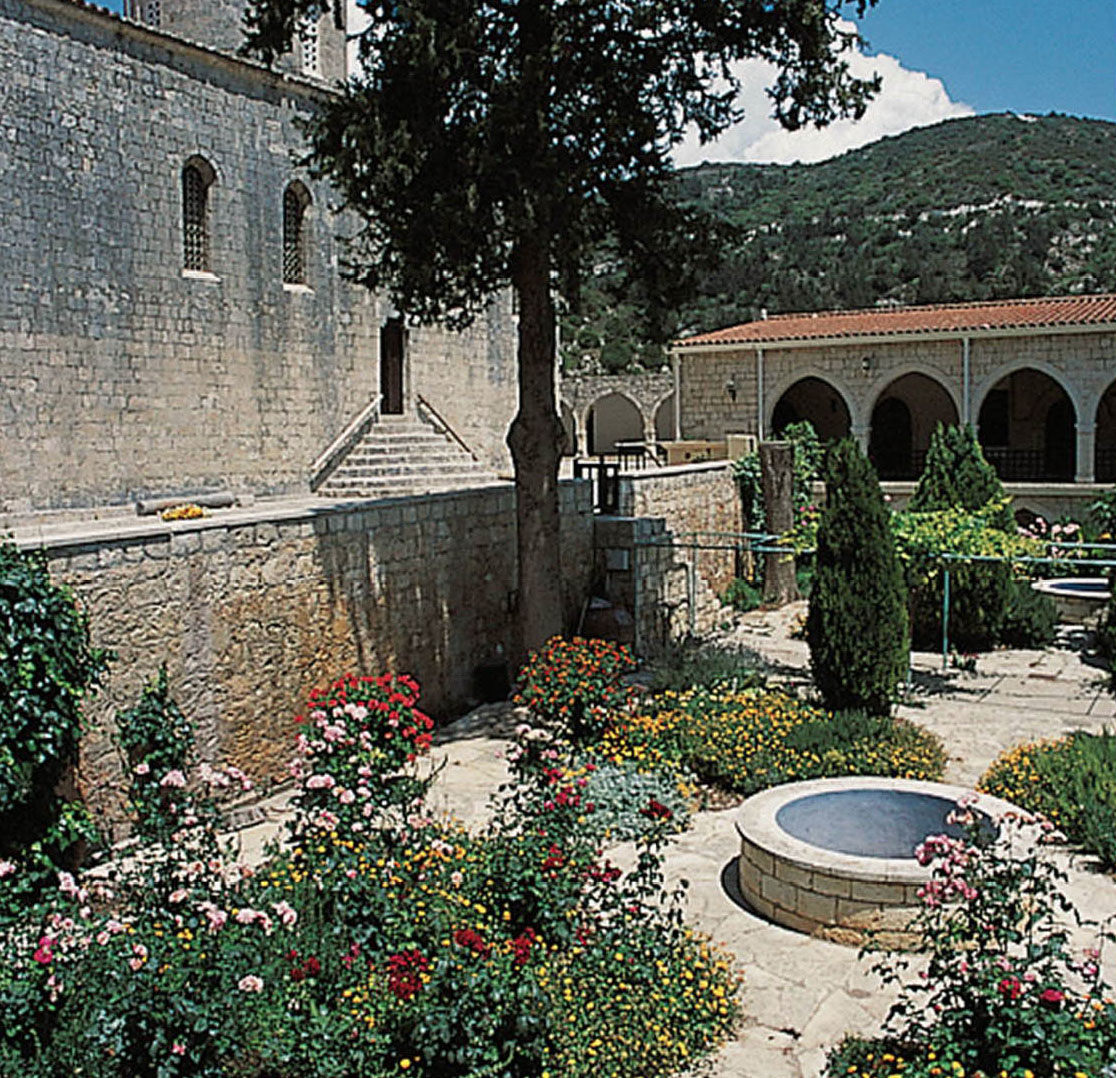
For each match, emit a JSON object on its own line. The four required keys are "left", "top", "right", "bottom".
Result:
{"left": 1031, "top": 577, "right": 1111, "bottom": 623}
{"left": 735, "top": 777, "right": 1019, "bottom": 939}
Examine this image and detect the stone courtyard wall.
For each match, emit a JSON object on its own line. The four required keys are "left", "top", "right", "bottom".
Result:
{"left": 594, "top": 462, "right": 743, "bottom": 655}
{"left": 19, "top": 482, "right": 593, "bottom": 822}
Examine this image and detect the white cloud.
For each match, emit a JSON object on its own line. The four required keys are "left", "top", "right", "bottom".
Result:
{"left": 672, "top": 25, "right": 973, "bottom": 167}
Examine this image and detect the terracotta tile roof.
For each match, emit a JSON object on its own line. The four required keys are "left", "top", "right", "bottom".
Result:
{"left": 674, "top": 294, "right": 1116, "bottom": 348}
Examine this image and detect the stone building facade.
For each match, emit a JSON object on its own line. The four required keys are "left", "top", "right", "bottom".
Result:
{"left": 672, "top": 295, "right": 1116, "bottom": 485}
{"left": 0, "top": 0, "right": 516, "bottom": 515}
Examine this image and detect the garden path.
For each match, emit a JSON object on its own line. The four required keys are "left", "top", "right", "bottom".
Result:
{"left": 227, "top": 608, "right": 1116, "bottom": 1078}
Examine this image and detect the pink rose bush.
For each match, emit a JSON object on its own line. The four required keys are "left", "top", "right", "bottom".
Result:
{"left": 825, "top": 803, "right": 1116, "bottom": 1078}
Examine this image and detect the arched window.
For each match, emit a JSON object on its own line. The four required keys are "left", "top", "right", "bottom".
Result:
{"left": 282, "top": 182, "right": 312, "bottom": 285}
{"left": 182, "top": 157, "right": 215, "bottom": 272}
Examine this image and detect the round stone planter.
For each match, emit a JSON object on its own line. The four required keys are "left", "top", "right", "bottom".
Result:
{"left": 734, "top": 776, "right": 1021, "bottom": 941}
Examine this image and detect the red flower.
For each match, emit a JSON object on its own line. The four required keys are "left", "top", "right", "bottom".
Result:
{"left": 453, "top": 928, "right": 490, "bottom": 958}
{"left": 1039, "top": 988, "right": 1065, "bottom": 1007}
{"left": 387, "top": 950, "right": 429, "bottom": 1000}
{"left": 998, "top": 976, "right": 1022, "bottom": 1001}
{"left": 640, "top": 798, "right": 673, "bottom": 821}
{"left": 510, "top": 928, "right": 538, "bottom": 967}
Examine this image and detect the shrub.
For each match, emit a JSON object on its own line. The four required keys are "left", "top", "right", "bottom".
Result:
{"left": 570, "top": 757, "right": 694, "bottom": 841}
{"left": 0, "top": 542, "right": 110, "bottom": 866}
{"left": 513, "top": 636, "right": 636, "bottom": 742}
{"left": 980, "top": 730, "right": 1116, "bottom": 870}
{"left": 115, "top": 666, "right": 200, "bottom": 840}
{"left": 806, "top": 438, "right": 909, "bottom": 714}
{"left": 998, "top": 578, "right": 1058, "bottom": 648}
{"left": 910, "top": 423, "right": 1013, "bottom": 526}
{"left": 596, "top": 689, "right": 945, "bottom": 798}
{"left": 823, "top": 809, "right": 1116, "bottom": 1078}
{"left": 645, "top": 637, "right": 766, "bottom": 693}
{"left": 291, "top": 672, "right": 435, "bottom": 821}
{"left": 906, "top": 425, "right": 1022, "bottom": 649}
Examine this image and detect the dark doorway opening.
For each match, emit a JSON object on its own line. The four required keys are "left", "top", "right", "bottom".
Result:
{"left": 380, "top": 318, "right": 405, "bottom": 414}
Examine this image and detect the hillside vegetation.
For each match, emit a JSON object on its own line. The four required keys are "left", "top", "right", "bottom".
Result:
{"left": 562, "top": 113, "right": 1116, "bottom": 372}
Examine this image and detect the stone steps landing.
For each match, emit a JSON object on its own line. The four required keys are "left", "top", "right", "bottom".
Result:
{"left": 317, "top": 414, "right": 506, "bottom": 500}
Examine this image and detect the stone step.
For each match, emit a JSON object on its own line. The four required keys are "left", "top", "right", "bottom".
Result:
{"left": 328, "top": 464, "right": 490, "bottom": 482}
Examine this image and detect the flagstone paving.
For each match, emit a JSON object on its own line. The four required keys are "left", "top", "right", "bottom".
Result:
{"left": 228, "top": 606, "right": 1116, "bottom": 1078}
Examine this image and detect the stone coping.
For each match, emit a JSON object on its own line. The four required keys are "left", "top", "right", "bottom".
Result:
{"left": 4, "top": 476, "right": 558, "bottom": 554}
{"left": 617, "top": 459, "right": 733, "bottom": 481}
{"left": 735, "top": 776, "right": 1022, "bottom": 885}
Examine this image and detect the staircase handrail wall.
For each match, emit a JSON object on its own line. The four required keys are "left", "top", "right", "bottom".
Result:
{"left": 309, "top": 393, "right": 383, "bottom": 491}
{"left": 415, "top": 393, "right": 480, "bottom": 464}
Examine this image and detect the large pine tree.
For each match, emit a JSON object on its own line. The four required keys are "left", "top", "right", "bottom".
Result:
{"left": 240, "top": 0, "right": 882, "bottom": 656}
{"left": 807, "top": 438, "right": 908, "bottom": 715}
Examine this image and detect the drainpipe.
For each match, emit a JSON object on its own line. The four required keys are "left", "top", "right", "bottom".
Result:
{"left": 962, "top": 336, "right": 971, "bottom": 427}
{"left": 756, "top": 347, "right": 765, "bottom": 441}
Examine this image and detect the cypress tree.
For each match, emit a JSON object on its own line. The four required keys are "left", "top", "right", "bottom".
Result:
{"left": 908, "top": 423, "right": 1015, "bottom": 648}
{"left": 910, "top": 423, "right": 1013, "bottom": 529}
{"left": 807, "top": 439, "right": 909, "bottom": 715}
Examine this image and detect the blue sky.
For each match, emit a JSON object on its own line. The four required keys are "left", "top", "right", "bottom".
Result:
{"left": 856, "top": 0, "right": 1115, "bottom": 124}
{"left": 677, "top": 0, "right": 1116, "bottom": 165}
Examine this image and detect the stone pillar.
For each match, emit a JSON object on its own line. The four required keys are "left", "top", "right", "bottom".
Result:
{"left": 1076, "top": 422, "right": 1096, "bottom": 484}
{"left": 760, "top": 441, "right": 799, "bottom": 606}
{"left": 851, "top": 423, "right": 869, "bottom": 454}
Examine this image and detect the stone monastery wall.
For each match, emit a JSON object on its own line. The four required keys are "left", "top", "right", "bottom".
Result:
{"left": 0, "top": 0, "right": 517, "bottom": 513}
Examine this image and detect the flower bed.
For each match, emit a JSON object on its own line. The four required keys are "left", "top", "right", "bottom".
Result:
{"left": 594, "top": 689, "right": 946, "bottom": 799}
{"left": 980, "top": 732, "right": 1116, "bottom": 871}
{"left": 0, "top": 670, "right": 738, "bottom": 1078}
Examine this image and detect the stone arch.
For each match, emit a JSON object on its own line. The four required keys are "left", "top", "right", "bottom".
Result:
{"left": 559, "top": 400, "right": 578, "bottom": 456}
{"left": 652, "top": 392, "right": 675, "bottom": 442}
{"left": 868, "top": 371, "right": 959, "bottom": 479}
{"left": 1095, "top": 378, "right": 1116, "bottom": 481}
{"left": 767, "top": 375, "right": 853, "bottom": 442}
{"left": 586, "top": 391, "right": 645, "bottom": 454}
{"left": 977, "top": 366, "right": 1077, "bottom": 481}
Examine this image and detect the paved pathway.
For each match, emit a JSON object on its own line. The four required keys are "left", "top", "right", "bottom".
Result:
{"left": 228, "top": 609, "right": 1116, "bottom": 1078}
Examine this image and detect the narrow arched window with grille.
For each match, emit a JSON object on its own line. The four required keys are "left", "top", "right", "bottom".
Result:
{"left": 182, "top": 158, "right": 215, "bottom": 272}
{"left": 282, "top": 182, "right": 311, "bottom": 285}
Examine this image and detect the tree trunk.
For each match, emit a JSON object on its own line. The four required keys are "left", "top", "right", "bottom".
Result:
{"left": 761, "top": 441, "right": 800, "bottom": 606}
{"left": 508, "top": 236, "right": 564, "bottom": 663}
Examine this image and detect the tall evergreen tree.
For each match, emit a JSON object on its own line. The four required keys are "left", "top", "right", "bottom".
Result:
{"left": 908, "top": 423, "right": 1016, "bottom": 648}
{"left": 910, "top": 423, "right": 1012, "bottom": 528}
{"left": 240, "top": 0, "right": 882, "bottom": 656}
{"left": 807, "top": 439, "right": 908, "bottom": 715}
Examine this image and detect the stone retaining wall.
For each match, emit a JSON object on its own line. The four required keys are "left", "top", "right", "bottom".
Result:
{"left": 18, "top": 482, "right": 593, "bottom": 822}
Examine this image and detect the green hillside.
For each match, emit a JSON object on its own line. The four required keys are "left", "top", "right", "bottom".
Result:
{"left": 562, "top": 113, "right": 1116, "bottom": 371}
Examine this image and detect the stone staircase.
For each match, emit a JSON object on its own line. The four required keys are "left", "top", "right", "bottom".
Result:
{"left": 316, "top": 413, "right": 506, "bottom": 501}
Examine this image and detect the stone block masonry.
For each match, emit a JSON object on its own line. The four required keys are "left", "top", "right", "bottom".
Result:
{"left": 0, "top": 0, "right": 518, "bottom": 513}
{"left": 17, "top": 482, "right": 593, "bottom": 826}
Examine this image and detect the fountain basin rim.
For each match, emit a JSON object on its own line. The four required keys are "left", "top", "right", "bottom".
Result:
{"left": 734, "top": 776, "right": 1022, "bottom": 885}
{"left": 1031, "top": 577, "right": 1111, "bottom": 601}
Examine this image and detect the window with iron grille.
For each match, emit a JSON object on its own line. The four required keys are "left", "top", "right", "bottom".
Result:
{"left": 182, "top": 161, "right": 212, "bottom": 272}
{"left": 143, "top": 0, "right": 160, "bottom": 26}
{"left": 283, "top": 183, "right": 310, "bottom": 285}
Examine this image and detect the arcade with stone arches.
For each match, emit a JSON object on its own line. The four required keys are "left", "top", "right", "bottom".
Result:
{"left": 673, "top": 297, "right": 1116, "bottom": 488}
{"left": 765, "top": 366, "right": 1080, "bottom": 482}
{"left": 559, "top": 371, "right": 676, "bottom": 457}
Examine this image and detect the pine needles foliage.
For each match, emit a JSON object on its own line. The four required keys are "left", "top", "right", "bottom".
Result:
{"left": 806, "top": 439, "right": 909, "bottom": 715}
{"left": 910, "top": 423, "right": 1013, "bottom": 527}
